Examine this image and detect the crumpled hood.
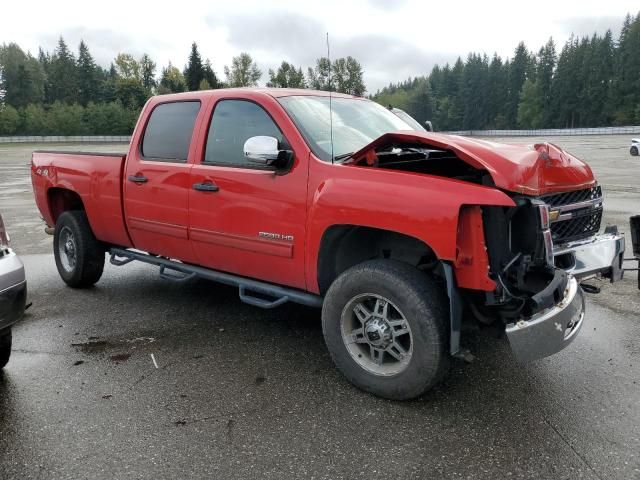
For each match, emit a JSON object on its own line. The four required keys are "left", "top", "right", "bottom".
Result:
{"left": 348, "top": 131, "right": 596, "bottom": 196}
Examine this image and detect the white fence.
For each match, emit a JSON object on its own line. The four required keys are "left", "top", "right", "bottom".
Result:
{"left": 0, "top": 135, "right": 131, "bottom": 143}
{"left": 445, "top": 126, "right": 640, "bottom": 137}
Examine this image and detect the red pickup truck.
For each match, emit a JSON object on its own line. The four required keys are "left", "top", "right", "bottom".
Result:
{"left": 31, "top": 88, "right": 625, "bottom": 399}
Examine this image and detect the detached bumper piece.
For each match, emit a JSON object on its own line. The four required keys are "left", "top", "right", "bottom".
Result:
{"left": 506, "top": 276, "right": 585, "bottom": 362}
{"left": 553, "top": 229, "right": 625, "bottom": 282}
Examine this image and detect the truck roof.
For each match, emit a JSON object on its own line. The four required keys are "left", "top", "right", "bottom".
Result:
{"left": 153, "top": 87, "right": 360, "bottom": 102}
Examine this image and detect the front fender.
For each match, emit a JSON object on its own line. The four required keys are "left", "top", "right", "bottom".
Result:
{"left": 305, "top": 170, "right": 515, "bottom": 293}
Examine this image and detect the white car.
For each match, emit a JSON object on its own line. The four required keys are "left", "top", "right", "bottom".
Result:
{"left": 631, "top": 139, "right": 640, "bottom": 156}
{"left": 0, "top": 213, "right": 26, "bottom": 369}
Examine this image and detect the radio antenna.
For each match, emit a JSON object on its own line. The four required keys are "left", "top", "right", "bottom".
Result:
{"left": 326, "top": 32, "right": 334, "bottom": 164}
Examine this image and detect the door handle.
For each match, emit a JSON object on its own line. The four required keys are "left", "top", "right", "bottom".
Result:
{"left": 128, "top": 175, "right": 148, "bottom": 184}
{"left": 193, "top": 182, "right": 219, "bottom": 192}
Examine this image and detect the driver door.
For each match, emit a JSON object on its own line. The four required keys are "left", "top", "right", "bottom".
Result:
{"left": 188, "top": 98, "right": 308, "bottom": 289}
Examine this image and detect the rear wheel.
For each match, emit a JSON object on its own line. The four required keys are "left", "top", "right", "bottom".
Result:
{"left": 53, "top": 211, "right": 105, "bottom": 288}
{"left": 322, "top": 260, "right": 449, "bottom": 400}
{"left": 0, "top": 329, "right": 11, "bottom": 369}
{"left": 631, "top": 146, "right": 639, "bottom": 156}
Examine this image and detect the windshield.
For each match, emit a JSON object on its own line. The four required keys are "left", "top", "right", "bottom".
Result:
{"left": 391, "top": 108, "right": 426, "bottom": 132}
{"left": 278, "top": 96, "right": 413, "bottom": 161}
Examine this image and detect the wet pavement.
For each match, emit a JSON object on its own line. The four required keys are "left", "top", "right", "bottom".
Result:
{"left": 1, "top": 139, "right": 639, "bottom": 479}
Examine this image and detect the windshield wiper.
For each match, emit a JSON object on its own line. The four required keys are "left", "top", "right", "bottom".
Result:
{"left": 332, "top": 152, "right": 355, "bottom": 162}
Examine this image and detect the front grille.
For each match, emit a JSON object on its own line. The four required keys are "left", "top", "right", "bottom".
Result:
{"left": 538, "top": 186, "right": 603, "bottom": 245}
{"left": 541, "top": 185, "right": 602, "bottom": 207}
{"left": 550, "top": 207, "right": 603, "bottom": 244}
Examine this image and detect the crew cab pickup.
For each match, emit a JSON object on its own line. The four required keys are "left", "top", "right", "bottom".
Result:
{"left": 31, "top": 89, "right": 625, "bottom": 399}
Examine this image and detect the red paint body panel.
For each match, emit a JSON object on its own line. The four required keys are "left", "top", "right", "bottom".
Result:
{"left": 304, "top": 159, "right": 514, "bottom": 293}
{"left": 454, "top": 206, "right": 496, "bottom": 291}
{"left": 29, "top": 88, "right": 598, "bottom": 296}
{"left": 349, "top": 132, "right": 595, "bottom": 196}
{"left": 187, "top": 91, "right": 310, "bottom": 289}
{"left": 121, "top": 94, "right": 206, "bottom": 263}
{"left": 30, "top": 151, "right": 132, "bottom": 248}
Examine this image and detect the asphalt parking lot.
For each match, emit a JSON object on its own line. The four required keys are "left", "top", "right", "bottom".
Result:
{"left": 1, "top": 137, "right": 639, "bottom": 479}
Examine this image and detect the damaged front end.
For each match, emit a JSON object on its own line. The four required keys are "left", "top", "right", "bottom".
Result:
{"left": 478, "top": 200, "right": 587, "bottom": 362}
{"left": 347, "top": 131, "right": 625, "bottom": 362}
{"left": 465, "top": 187, "right": 623, "bottom": 361}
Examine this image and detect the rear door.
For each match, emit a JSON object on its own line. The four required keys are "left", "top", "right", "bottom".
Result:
{"left": 124, "top": 100, "right": 203, "bottom": 262}
{"left": 188, "top": 96, "right": 308, "bottom": 289}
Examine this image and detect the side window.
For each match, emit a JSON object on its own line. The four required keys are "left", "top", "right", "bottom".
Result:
{"left": 141, "top": 101, "right": 200, "bottom": 162}
{"left": 204, "top": 100, "right": 285, "bottom": 166}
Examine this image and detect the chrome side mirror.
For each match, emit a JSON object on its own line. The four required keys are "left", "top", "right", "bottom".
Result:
{"left": 244, "top": 136, "right": 281, "bottom": 165}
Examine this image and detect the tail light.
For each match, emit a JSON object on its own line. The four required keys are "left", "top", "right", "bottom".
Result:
{"left": 0, "top": 214, "right": 10, "bottom": 249}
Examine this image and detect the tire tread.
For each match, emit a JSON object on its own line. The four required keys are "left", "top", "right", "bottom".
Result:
{"left": 53, "top": 210, "right": 105, "bottom": 288}
{"left": 322, "top": 259, "right": 449, "bottom": 400}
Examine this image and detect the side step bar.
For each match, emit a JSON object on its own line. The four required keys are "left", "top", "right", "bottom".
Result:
{"left": 109, "top": 248, "right": 323, "bottom": 309}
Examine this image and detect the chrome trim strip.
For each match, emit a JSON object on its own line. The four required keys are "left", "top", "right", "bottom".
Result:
{"left": 550, "top": 197, "right": 603, "bottom": 220}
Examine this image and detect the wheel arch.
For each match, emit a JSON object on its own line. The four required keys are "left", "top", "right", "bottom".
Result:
{"left": 47, "top": 187, "right": 85, "bottom": 223}
{"left": 316, "top": 224, "right": 437, "bottom": 295}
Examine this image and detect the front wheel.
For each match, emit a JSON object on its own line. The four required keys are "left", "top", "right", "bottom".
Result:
{"left": 631, "top": 146, "right": 639, "bottom": 156}
{"left": 0, "top": 329, "right": 11, "bottom": 369}
{"left": 53, "top": 211, "right": 105, "bottom": 288}
{"left": 322, "top": 260, "right": 449, "bottom": 400}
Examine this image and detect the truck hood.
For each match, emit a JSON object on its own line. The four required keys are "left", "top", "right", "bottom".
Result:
{"left": 348, "top": 132, "right": 596, "bottom": 196}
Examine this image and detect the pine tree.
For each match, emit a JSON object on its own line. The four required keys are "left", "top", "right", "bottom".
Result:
{"left": 517, "top": 78, "right": 543, "bottom": 128}
{"left": 405, "top": 77, "right": 433, "bottom": 125}
{"left": 203, "top": 59, "right": 220, "bottom": 89}
{"left": 612, "top": 13, "right": 640, "bottom": 123}
{"left": 550, "top": 37, "right": 576, "bottom": 127}
{"left": 76, "top": 40, "right": 100, "bottom": 105}
{"left": 100, "top": 64, "right": 118, "bottom": 103}
{"left": 461, "top": 53, "right": 489, "bottom": 129}
{"left": 184, "top": 43, "right": 204, "bottom": 91}
{"left": 537, "top": 38, "right": 556, "bottom": 126}
{"left": 486, "top": 54, "right": 508, "bottom": 128}
{"left": 140, "top": 54, "right": 157, "bottom": 95}
{"left": 448, "top": 58, "right": 465, "bottom": 128}
{"left": 506, "top": 42, "right": 532, "bottom": 126}
{"left": 47, "top": 37, "right": 78, "bottom": 103}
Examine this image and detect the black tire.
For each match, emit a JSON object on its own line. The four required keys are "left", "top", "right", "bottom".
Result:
{"left": 322, "top": 260, "right": 449, "bottom": 400}
{"left": 0, "top": 330, "right": 11, "bottom": 369}
{"left": 631, "top": 146, "right": 639, "bottom": 156}
{"left": 53, "top": 210, "right": 105, "bottom": 288}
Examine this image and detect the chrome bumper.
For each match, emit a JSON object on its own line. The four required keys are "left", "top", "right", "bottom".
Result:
{"left": 553, "top": 232, "right": 625, "bottom": 282}
{"left": 0, "top": 250, "right": 27, "bottom": 331}
{"left": 506, "top": 276, "right": 585, "bottom": 362}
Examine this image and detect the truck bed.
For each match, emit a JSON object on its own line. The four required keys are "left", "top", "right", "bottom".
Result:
{"left": 31, "top": 150, "right": 132, "bottom": 248}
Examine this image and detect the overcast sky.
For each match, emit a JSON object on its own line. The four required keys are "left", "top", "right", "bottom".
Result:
{"left": 1, "top": 0, "right": 635, "bottom": 92}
